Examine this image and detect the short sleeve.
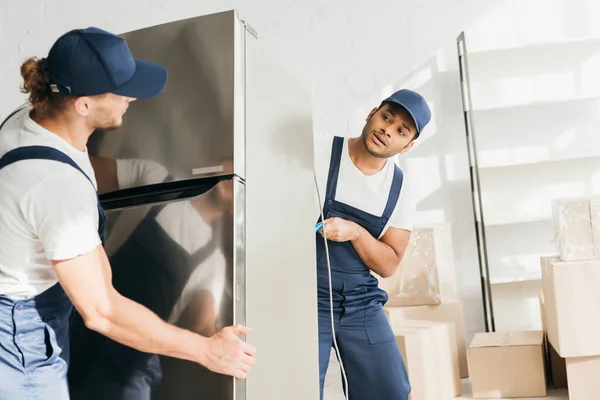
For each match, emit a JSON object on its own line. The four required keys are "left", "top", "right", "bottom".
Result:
{"left": 19, "top": 173, "right": 101, "bottom": 261}
{"left": 388, "top": 173, "right": 416, "bottom": 231}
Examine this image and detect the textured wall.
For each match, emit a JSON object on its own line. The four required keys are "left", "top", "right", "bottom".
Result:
{"left": 1, "top": 0, "right": 507, "bottom": 364}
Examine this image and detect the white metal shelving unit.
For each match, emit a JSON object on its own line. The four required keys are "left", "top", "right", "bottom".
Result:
{"left": 457, "top": 32, "right": 600, "bottom": 331}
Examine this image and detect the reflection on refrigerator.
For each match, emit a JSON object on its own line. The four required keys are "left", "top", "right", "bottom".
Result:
{"left": 68, "top": 9, "right": 249, "bottom": 400}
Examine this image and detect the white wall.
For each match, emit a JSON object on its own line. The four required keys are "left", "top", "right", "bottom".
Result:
{"left": 1, "top": 0, "right": 507, "bottom": 357}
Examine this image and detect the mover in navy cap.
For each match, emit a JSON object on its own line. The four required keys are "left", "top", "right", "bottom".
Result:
{"left": 315, "top": 88, "right": 431, "bottom": 400}
{"left": 0, "top": 26, "right": 255, "bottom": 400}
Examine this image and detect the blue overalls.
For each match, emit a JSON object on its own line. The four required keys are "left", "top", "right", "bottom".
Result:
{"left": 0, "top": 144, "right": 106, "bottom": 400}
{"left": 317, "top": 136, "right": 411, "bottom": 400}
{"left": 68, "top": 192, "right": 227, "bottom": 400}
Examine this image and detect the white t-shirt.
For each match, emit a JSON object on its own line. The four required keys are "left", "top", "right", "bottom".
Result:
{"left": 0, "top": 106, "right": 101, "bottom": 299}
{"left": 314, "top": 135, "right": 415, "bottom": 237}
{"left": 104, "top": 159, "right": 227, "bottom": 324}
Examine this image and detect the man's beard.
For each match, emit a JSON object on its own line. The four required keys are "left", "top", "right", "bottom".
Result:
{"left": 94, "top": 121, "right": 121, "bottom": 133}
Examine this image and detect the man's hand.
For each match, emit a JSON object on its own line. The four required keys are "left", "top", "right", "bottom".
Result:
{"left": 198, "top": 324, "right": 257, "bottom": 379}
{"left": 319, "top": 217, "right": 360, "bottom": 242}
{"left": 53, "top": 245, "right": 258, "bottom": 379}
{"left": 317, "top": 216, "right": 411, "bottom": 278}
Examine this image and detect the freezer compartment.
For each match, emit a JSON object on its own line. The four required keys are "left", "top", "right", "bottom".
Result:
{"left": 68, "top": 178, "right": 246, "bottom": 400}
{"left": 87, "top": 9, "right": 246, "bottom": 185}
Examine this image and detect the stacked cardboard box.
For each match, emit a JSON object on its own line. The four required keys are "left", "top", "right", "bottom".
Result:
{"left": 467, "top": 331, "right": 547, "bottom": 398}
{"left": 538, "top": 290, "right": 568, "bottom": 389}
{"left": 378, "top": 222, "right": 457, "bottom": 307}
{"left": 378, "top": 222, "right": 468, "bottom": 398}
{"left": 539, "top": 196, "right": 600, "bottom": 398}
{"left": 392, "top": 320, "right": 461, "bottom": 400}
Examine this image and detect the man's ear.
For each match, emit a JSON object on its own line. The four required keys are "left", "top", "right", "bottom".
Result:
{"left": 73, "top": 97, "right": 91, "bottom": 117}
{"left": 366, "top": 107, "right": 378, "bottom": 122}
{"left": 399, "top": 140, "right": 415, "bottom": 154}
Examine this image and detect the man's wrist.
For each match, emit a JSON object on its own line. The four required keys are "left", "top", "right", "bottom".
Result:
{"left": 351, "top": 222, "right": 364, "bottom": 242}
{"left": 177, "top": 328, "right": 210, "bottom": 365}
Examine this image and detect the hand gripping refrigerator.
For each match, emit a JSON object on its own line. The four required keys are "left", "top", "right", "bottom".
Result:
{"left": 67, "top": 10, "right": 320, "bottom": 400}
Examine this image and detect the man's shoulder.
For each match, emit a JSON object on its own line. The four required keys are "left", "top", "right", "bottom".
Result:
{"left": 315, "top": 133, "right": 337, "bottom": 152}
{"left": 394, "top": 166, "right": 414, "bottom": 205}
{"left": 1, "top": 104, "right": 30, "bottom": 125}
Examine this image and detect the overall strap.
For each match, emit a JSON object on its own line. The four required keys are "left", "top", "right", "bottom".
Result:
{"left": 381, "top": 164, "right": 404, "bottom": 223}
{"left": 0, "top": 145, "right": 95, "bottom": 188}
{"left": 189, "top": 226, "right": 219, "bottom": 266}
{"left": 324, "top": 136, "right": 344, "bottom": 209}
{"left": 143, "top": 175, "right": 176, "bottom": 220}
{"left": 0, "top": 145, "right": 106, "bottom": 245}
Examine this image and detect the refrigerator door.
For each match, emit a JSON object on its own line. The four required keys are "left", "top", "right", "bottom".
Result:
{"left": 87, "top": 9, "right": 247, "bottom": 186}
{"left": 68, "top": 177, "right": 246, "bottom": 400}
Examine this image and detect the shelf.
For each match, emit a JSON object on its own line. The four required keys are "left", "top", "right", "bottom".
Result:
{"left": 477, "top": 154, "right": 600, "bottom": 171}
{"left": 490, "top": 275, "right": 544, "bottom": 285}
{"left": 469, "top": 94, "right": 600, "bottom": 113}
{"left": 490, "top": 278, "right": 544, "bottom": 332}
{"left": 476, "top": 156, "right": 600, "bottom": 226}
{"left": 470, "top": 92, "right": 600, "bottom": 113}
{"left": 467, "top": 36, "right": 600, "bottom": 60}
{"left": 467, "top": 36, "right": 600, "bottom": 77}
{"left": 463, "top": 36, "right": 600, "bottom": 110}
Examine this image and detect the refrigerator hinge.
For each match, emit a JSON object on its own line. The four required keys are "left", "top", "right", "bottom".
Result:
{"left": 241, "top": 20, "right": 258, "bottom": 39}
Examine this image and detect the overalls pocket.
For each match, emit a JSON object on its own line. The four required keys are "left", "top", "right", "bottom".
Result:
{"left": 363, "top": 306, "right": 396, "bottom": 345}
{"left": 41, "top": 312, "right": 70, "bottom": 361}
{"left": 14, "top": 317, "right": 58, "bottom": 368}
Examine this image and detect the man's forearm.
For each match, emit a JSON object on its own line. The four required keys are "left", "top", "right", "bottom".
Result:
{"left": 85, "top": 291, "right": 205, "bottom": 363}
{"left": 350, "top": 226, "right": 401, "bottom": 278}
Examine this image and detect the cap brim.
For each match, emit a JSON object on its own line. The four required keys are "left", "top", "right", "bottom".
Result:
{"left": 112, "top": 59, "right": 167, "bottom": 99}
{"left": 385, "top": 98, "right": 421, "bottom": 134}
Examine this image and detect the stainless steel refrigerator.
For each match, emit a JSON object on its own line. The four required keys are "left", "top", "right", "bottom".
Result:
{"left": 67, "top": 9, "right": 320, "bottom": 400}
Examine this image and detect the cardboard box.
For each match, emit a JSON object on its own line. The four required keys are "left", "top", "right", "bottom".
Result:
{"left": 566, "top": 356, "right": 600, "bottom": 399}
{"left": 468, "top": 331, "right": 547, "bottom": 399}
{"left": 553, "top": 197, "right": 600, "bottom": 261}
{"left": 378, "top": 222, "right": 457, "bottom": 306}
{"left": 541, "top": 256, "right": 600, "bottom": 357}
{"left": 392, "top": 319, "right": 460, "bottom": 400}
{"left": 384, "top": 298, "right": 469, "bottom": 378}
{"left": 539, "top": 290, "right": 568, "bottom": 388}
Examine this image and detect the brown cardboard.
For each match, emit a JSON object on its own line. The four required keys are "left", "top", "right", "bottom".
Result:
{"left": 384, "top": 298, "right": 469, "bottom": 378}
{"left": 541, "top": 256, "right": 600, "bottom": 357}
{"left": 378, "top": 223, "right": 457, "bottom": 306}
{"left": 468, "top": 331, "right": 547, "bottom": 399}
{"left": 539, "top": 290, "right": 568, "bottom": 388}
{"left": 566, "top": 356, "right": 600, "bottom": 399}
{"left": 392, "top": 319, "right": 460, "bottom": 400}
{"left": 538, "top": 290, "right": 546, "bottom": 331}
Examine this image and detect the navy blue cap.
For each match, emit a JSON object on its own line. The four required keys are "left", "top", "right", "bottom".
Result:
{"left": 45, "top": 27, "right": 167, "bottom": 99}
{"left": 383, "top": 89, "right": 431, "bottom": 134}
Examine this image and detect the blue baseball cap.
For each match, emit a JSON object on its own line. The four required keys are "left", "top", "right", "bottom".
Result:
{"left": 45, "top": 27, "right": 167, "bottom": 99}
{"left": 382, "top": 89, "right": 431, "bottom": 135}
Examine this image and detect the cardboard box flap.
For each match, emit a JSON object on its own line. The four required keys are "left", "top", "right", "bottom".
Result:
{"left": 470, "top": 331, "right": 543, "bottom": 348}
